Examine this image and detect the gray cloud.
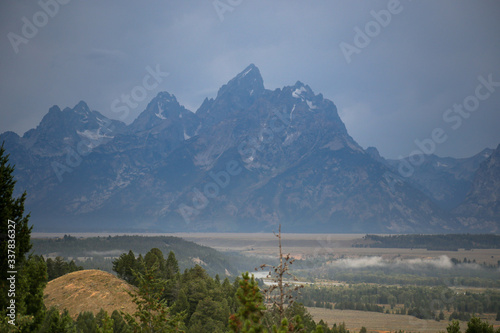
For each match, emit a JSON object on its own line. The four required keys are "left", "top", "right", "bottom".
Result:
{"left": 1, "top": 0, "right": 499, "bottom": 158}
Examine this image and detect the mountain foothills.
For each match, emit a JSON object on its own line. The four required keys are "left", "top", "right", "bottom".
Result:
{"left": 1, "top": 64, "right": 498, "bottom": 233}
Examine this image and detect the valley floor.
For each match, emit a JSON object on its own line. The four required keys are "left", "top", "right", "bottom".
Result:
{"left": 307, "top": 307, "right": 500, "bottom": 333}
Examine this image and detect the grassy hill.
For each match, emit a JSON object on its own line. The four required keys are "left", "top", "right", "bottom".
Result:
{"left": 43, "top": 269, "right": 137, "bottom": 319}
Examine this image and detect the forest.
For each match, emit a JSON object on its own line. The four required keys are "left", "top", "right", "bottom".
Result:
{"left": 359, "top": 234, "right": 500, "bottom": 250}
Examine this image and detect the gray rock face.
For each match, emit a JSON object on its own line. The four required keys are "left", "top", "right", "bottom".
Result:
{"left": 1, "top": 65, "right": 496, "bottom": 233}
{"left": 454, "top": 144, "right": 500, "bottom": 232}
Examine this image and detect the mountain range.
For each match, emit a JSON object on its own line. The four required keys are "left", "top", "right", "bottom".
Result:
{"left": 1, "top": 64, "right": 498, "bottom": 233}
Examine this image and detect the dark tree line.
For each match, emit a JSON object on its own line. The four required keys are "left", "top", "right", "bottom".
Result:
{"left": 298, "top": 284, "right": 500, "bottom": 321}
{"left": 360, "top": 234, "right": 500, "bottom": 250}
{"left": 45, "top": 256, "right": 83, "bottom": 281}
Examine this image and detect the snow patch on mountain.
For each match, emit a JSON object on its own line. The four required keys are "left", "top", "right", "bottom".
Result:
{"left": 155, "top": 102, "right": 167, "bottom": 120}
{"left": 306, "top": 100, "right": 317, "bottom": 110}
{"left": 77, "top": 129, "right": 113, "bottom": 143}
{"left": 292, "top": 86, "right": 307, "bottom": 99}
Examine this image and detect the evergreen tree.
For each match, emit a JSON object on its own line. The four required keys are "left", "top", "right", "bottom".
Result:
{"left": 113, "top": 250, "right": 140, "bottom": 285}
{"left": 19, "top": 254, "right": 48, "bottom": 330}
{"left": 447, "top": 320, "right": 461, "bottom": 333}
{"left": 111, "top": 310, "right": 131, "bottom": 333}
{"left": 229, "top": 272, "right": 267, "bottom": 333}
{"left": 123, "top": 264, "right": 186, "bottom": 332}
{"left": 0, "top": 143, "right": 46, "bottom": 331}
{"left": 189, "top": 297, "right": 229, "bottom": 333}
{"left": 171, "top": 289, "right": 189, "bottom": 317}
{"left": 76, "top": 311, "right": 98, "bottom": 333}
{"left": 144, "top": 248, "right": 166, "bottom": 277}
{"left": 166, "top": 251, "right": 180, "bottom": 279}
{"left": 96, "top": 309, "right": 114, "bottom": 333}
{"left": 37, "top": 307, "right": 77, "bottom": 333}
{"left": 465, "top": 317, "right": 495, "bottom": 333}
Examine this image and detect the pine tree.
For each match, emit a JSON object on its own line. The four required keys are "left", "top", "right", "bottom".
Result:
{"left": 166, "top": 251, "right": 180, "bottom": 279}
{"left": 0, "top": 143, "right": 47, "bottom": 331}
{"left": 229, "top": 272, "right": 267, "bottom": 333}
{"left": 111, "top": 310, "right": 131, "bottom": 333}
{"left": 447, "top": 320, "right": 461, "bottom": 333}
{"left": 113, "top": 250, "right": 140, "bottom": 285}
{"left": 37, "top": 307, "right": 77, "bottom": 333}
{"left": 171, "top": 289, "right": 189, "bottom": 317}
{"left": 76, "top": 311, "right": 98, "bottom": 333}
{"left": 96, "top": 309, "right": 115, "bottom": 333}
{"left": 19, "top": 254, "right": 48, "bottom": 330}
{"left": 465, "top": 317, "right": 495, "bottom": 333}
{"left": 123, "top": 264, "right": 186, "bottom": 332}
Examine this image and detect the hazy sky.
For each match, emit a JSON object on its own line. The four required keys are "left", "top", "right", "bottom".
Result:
{"left": 1, "top": 0, "right": 499, "bottom": 159}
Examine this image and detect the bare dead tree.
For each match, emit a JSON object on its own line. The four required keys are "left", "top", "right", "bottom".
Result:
{"left": 256, "top": 224, "right": 304, "bottom": 326}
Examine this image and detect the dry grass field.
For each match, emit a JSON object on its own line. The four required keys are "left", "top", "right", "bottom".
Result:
{"left": 44, "top": 269, "right": 137, "bottom": 319}
{"left": 307, "top": 307, "right": 473, "bottom": 333}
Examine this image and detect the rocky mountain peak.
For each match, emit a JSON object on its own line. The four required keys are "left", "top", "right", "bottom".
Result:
{"left": 128, "top": 92, "right": 184, "bottom": 133}
{"left": 216, "top": 64, "right": 265, "bottom": 99}
{"left": 290, "top": 81, "right": 314, "bottom": 100}
{"left": 73, "top": 100, "right": 91, "bottom": 115}
{"left": 1, "top": 65, "right": 497, "bottom": 233}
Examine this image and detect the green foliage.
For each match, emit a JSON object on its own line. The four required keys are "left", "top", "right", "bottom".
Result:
{"left": 19, "top": 255, "right": 48, "bottom": 330}
{"left": 325, "top": 268, "right": 500, "bottom": 288}
{"left": 166, "top": 251, "right": 180, "bottom": 279}
{"left": 465, "top": 317, "right": 495, "bottom": 333}
{"left": 96, "top": 309, "right": 114, "bottom": 333}
{"left": 37, "top": 307, "right": 77, "bottom": 333}
{"left": 111, "top": 310, "right": 132, "bottom": 333}
{"left": 189, "top": 297, "right": 229, "bottom": 333}
{"left": 447, "top": 320, "right": 461, "bottom": 333}
{"left": 113, "top": 250, "right": 141, "bottom": 285}
{"left": 229, "top": 272, "right": 267, "bottom": 333}
{"left": 0, "top": 144, "right": 47, "bottom": 332}
{"left": 123, "top": 264, "right": 186, "bottom": 332}
{"left": 76, "top": 311, "right": 98, "bottom": 333}
{"left": 229, "top": 272, "right": 343, "bottom": 333}
{"left": 46, "top": 256, "right": 83, "bottom": 281}
{"left": 0, "top": 144, "right": 32, "bottom": 282}
{"left": 171, "top": 289, "right": 189, "bottom": 317}
{"left": 299, "top": 284, "right": 500, "bottom": 320}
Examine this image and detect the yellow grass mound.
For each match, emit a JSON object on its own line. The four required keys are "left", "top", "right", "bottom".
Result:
{"left": 44, "top": 269, "right": 138, "bottom": 319}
